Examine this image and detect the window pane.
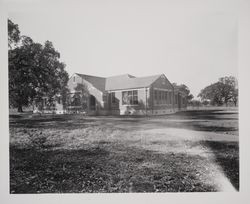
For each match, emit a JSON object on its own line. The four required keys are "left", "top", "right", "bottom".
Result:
{"left": 111, "top": 92, "right": 116, "bottom": 103}
{"left": 129, "top": 95, "right": 133, "bottom": 105}
{"left": 122, "top": 91, "right": 128, "bottom": 105}
{"left": 133, "top": 96, "right": 138, "bottom": 104}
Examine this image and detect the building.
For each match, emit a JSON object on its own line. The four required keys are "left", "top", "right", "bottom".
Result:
{"left": 64, "top": 73, "right": 187, "bottom": 115}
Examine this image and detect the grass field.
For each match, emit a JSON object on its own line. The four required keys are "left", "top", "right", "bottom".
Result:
{"left": 9, "top": 108, "right": 239, "bottom": 193}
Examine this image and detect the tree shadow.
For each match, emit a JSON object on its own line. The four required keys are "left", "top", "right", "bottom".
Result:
{"left": 10, "top": 141, "right": 223, "bottom": 193}
{"left": 200, "top": 141, "right": 239, "bottom": 191}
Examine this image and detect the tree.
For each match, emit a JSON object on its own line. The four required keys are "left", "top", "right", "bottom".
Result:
{"left": 198, "top": 82, "right": 224, "bottom": 106}
{"left": 172, "top": 83, "right": 194, "bottom": 103}
{"left": 8, "top": 20, "right": 69, "bottom": 112}
{"left": 218, "top": 76, "right": 238, "bottom": 106}
{"left": 198, "top": 76, "right": 238, "bottom": 106}
{"left": 73, "top": 83, "right": 89, "bottom": 109}
{"left": 189, "top": 99, "right": 201, "bottom": 107}
{"left": 8, "top": 19, "right": 20, "bottom": 49}
{"left": 232, "top": 88, "right": 238, "bottom": 106}
{"left": 9, "top": 36, "right": 39, "bottom": 112}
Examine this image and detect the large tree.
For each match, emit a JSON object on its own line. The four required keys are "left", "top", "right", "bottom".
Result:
{"left": 8, "top": 19, "right": 20, "bottom": 49}
{"left": 8, "top": 19, "right": 69, "bottom": 112}
{"left": 172, "top": 83, "right": 194, "bottom": 103}
{"left": 198, "top": 76, "right": 238, "bottom": 106}
{"left": 198, "top": 82, "right": 224, "bottom": 106}
{"left": 218, "top": 76, "right": 238, "bottom": 106}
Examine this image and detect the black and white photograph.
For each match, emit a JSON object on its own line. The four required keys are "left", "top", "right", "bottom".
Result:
{"left": 2, "top": 0, "right": 250, "bottom": 199}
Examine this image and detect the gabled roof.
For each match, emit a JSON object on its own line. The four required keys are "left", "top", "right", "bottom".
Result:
{"left": 75, "top": 73, "right": 106, "bottom": 92}
{"left": 73, "top": 73, "right": 166, "bottom": 92}
{"left": 105, "top": 74, "right": 162, "bottom": 91}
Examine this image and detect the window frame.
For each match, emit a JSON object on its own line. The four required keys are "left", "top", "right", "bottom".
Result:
{"left": 122, "top": 90, "right": 139, "bottom": 105}
{"left": 111, "top": 92, "right": 116, "bottom": 104}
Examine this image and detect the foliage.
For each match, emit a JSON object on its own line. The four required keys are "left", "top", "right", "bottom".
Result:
{"left": 8, "top": 19, "right": 69, "bottom": 112}
{"left": 8, "top": 19, "right": 20, "bottom": 49}
{"left": 189, "top": 99, "right": 202, "bottom": 107}
{"left": 172, "top": 83, "right": 193, "bottom": 103}
{"left": 198, "top": 76, "right": 238, "bottom": 106}
{"left": 71, "top": 83, "right": 89, "bottom": 109}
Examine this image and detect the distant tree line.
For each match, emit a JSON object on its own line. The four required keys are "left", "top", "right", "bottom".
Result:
{"left": 8, "top": 19, "right": 69, "bottom": 112}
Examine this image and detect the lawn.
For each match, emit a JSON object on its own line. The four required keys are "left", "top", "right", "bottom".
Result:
{"left": 9, "top": 108, "right": 239, "bottom": 193}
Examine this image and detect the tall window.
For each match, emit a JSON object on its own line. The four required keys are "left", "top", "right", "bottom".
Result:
{"left": 111, "top": 92, "right": 116, "bottom": 104}
{"left": 132, "top": 90, "right": 138, "bottom": 105}
{"left": 169, "top": 92, "right": 172, "bottom": 104}
{"left": 175, "top": 95, "right": 178, "bottom": 104}
{"left": 164, "top": 91, "right": 168, "bottom": 104}
{"left": 73, "top": 76, "right": 76, "bottom": 83}
{"left": 154, "top": 90, "right": 157, "bottom": 100}
{"left": 155, "top": 90, "right": 172, "bottom": 105}
{"left": 160, "top": 91, "right": 163, "bottom": 104}
{"left": 122, "top": 90, "right": 138, "bottom": 105}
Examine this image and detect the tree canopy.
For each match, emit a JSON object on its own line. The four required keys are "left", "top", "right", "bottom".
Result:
{"left": 172, "top": 83, "right": 194, "bottom": 103}
{"left": 198, "top": 76, "right": 238, "bottom": 106}
{"left": 72, "top": 83, "right": 89, "bottom": 109}
{"left": 8, "top": 19, "right": 69, "bottom": 112}
{"left": 8, "top": 19, "right": 20, "bottom": 49}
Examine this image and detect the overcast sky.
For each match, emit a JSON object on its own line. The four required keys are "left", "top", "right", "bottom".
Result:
{"left": 8, "top": 0, "right": 238, "bottom": 98}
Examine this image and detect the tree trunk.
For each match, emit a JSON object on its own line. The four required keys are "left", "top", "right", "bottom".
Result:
{"left": 234, "top": 100, "right": 237, "bottom": 107}
{"left": 225, "top": 99, "right": 228, "bottom": 107}
{"left": 17, "top": 105, "right": 23, "bottom": 112}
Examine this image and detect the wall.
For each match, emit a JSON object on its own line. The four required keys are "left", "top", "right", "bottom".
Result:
{"left": 108, "top": 88, "right": 148, "bottom": 115}
{"left": 67, "top": 74, "right": 106, "bottom": 113}
{"left": 149, "top": 75, "right": 175, "bottom": 115}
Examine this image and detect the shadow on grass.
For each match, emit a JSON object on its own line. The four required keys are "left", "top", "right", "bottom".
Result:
{"left": 201, "top": 141, "right": 239, "bottom": 191}
{"left": 10, "top": 143, "right": 218, "bottom": 193}
{"left": 9, "top": 111, "right": 238, "bottom": 134}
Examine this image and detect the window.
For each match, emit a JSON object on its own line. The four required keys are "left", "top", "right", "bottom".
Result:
{"left": 165, "top": 91, "right": 168, "bottom": 104}
{"left": 154, "top": 90, "right": 158, "bottom": 100}
{"left": 111, "top": 92, "right": 116, "bottom": 104}
{"left": 154, "top": 90, "right": 159, "bottom": 104}
{"left": 73, "top": 76, "right": 76, "bottom": 83}
{"left": 169, "top": 92, "right": 172, "bottom": 104}
{"left": 133, "top": 90, "right": 138, "bottom": 105}
{"left": 122, "top": 90, "right": 138, "bottom": 105}
{"left": 154, "top": 90, "right": 171, "bottom": 105}
{"left": 160, "top": 91, "right": 163, "bottom": 104}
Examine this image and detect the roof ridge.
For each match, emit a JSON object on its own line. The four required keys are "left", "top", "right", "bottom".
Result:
{"left": 106, "top": 73, "right": 136, "bottom": 78}
{"left": 135, "top": 74, "right": 162, "bottom": 79}
{"left": 75, "top": 73, "right": 106, "bottom": 79}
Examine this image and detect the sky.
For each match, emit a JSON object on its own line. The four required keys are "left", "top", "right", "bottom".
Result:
{"left": 7, "top": 0, "right": 238, "bottom": 98}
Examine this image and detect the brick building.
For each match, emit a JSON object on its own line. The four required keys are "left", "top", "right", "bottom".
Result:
{"left": 65, "top": 73, "right": 187, "bottom": 115}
